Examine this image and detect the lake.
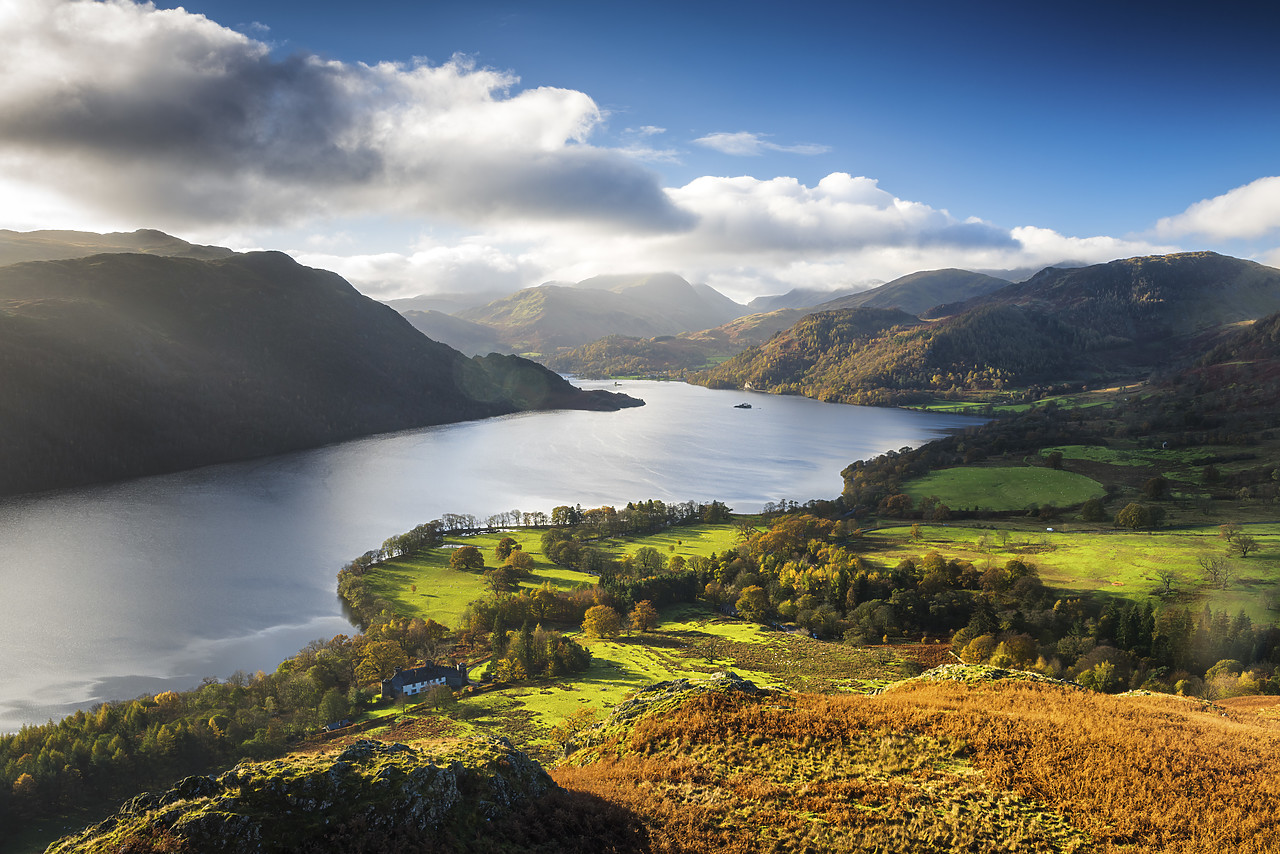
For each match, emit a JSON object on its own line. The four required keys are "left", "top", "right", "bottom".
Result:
{"left": 0, "top": 381, "right": 981, "bottom": 731}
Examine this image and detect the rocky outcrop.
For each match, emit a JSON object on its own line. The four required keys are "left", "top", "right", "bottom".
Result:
{"left": 47, "top": 738, "right": 554, "bottom": 853}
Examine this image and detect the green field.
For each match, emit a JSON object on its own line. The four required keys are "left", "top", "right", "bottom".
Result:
{"left": 364, "top": 524, "right": 741, "bottom": 629}
{"left": 902, "top": 466, "right": 1105, "bottom": 511}
{"left": 866, "top": 524, "right": 1280, "bottom": 622}
{"left": 917, "top": 390, "right": 1113, "bottom": 415}
{"left": 365, "top": 529, "right": 596, "bottom": 628}
{"left": 586, "top": 523, "right": 742, "bottom": 563}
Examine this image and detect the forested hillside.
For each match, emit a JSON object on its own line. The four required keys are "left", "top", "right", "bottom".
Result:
{"left": 936, "top": 252, "right": 1280, "bottom": 341}
{"left": 691, "top": 252, "right": 1280, "bottom": 404}
{"left": 689, "top": 305, "right": 1097, "bottom": 405}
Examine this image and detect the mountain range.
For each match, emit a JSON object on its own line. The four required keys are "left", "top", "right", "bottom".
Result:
{"left": 689, "top": 252, "right": 1280, "bottom": 404}
{"left": 449, "top": 272, "right": 749, "bottom": 353}
{"left": 541, "top": 268, "right": 1019, "bottom": 378}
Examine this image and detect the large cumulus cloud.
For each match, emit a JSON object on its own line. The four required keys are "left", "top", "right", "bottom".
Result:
{"left": 491, "top": 173, "right": 1169, "bottom": 302}
{"left": 0, "top": 0, "right": 689, "bottom": 231}
{"left": 1154, "top": 176, "right": 1280, "bottom": 241}
{"left": 667, "top": 173, "right": 1017, "bottom": 253}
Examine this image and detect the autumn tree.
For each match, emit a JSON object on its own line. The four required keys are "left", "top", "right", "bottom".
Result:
{"left": 1080, "top": 497, "right": 1107, "bottom": 523}
{"left": 424, "top": 684, "right": 457, "bottom": 711}
{"left": 629, "top": 600, "right": 660, "bottom": 633}
{"left": 633, "top": 546, "right": 665, "bottom": 575}
{"left": 1115, "top": 502, "right": 1154, "bottom": 530}
{"left": 582, "top": 605, "right": 622, "bottom": 638}
{"left": 449, "top": 545, "right": 484, "bottom": 572}
{"left": 483, "top": 566, "right": 519, "bottom": 594}
{"left": 505, "top": 549, "right": 535, "bottom": 577}
{"left": 357, "top": 641, "right": 408, "bottom": 685}
{"left": 494, "top": 537, "right": 519, "bottom": 561}
{"left": 1143, "top": 476, "right": 1169, "bottom": 500}
{"left": 735, "top": 585, "right": 770, "bottom": 622}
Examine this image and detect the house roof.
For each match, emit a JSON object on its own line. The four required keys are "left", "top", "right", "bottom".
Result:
{"left": 384, "top": 663, "right": 464, "bottom": 688}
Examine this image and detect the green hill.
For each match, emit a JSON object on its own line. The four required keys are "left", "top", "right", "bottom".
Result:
{"left": 817, "top": 268, "right": 1012, "bottom": 317}
{"left": 936, "top": 252, "right": 1280, "bottom": 341}
{"left": 689, "top": 305, "right": 1098, "bottom": 405}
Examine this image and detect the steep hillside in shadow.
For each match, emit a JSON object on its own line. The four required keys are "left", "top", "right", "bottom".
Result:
{"left": 0, "top": 251, "right": 638, "bottom": 495}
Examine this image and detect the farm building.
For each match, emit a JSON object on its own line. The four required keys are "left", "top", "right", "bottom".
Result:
{"left": 381, "top": 662, "right": 469, "bottom": 700}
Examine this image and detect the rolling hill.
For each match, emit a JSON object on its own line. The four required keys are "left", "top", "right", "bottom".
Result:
{"left": 818, "top": 268, "right": 1012, "bottom": 317}
{"left": 746, "top": 285, "right": 870, "bottom": 313}
{"left": 0, "top": 228, "right": 235, "bottom": 265}
{"left": 935, "top": 252, "right": 1280, "bottom": 339}
{"left": 0, "top": 250, "right": 638, "bottom": 496}
{"left": 455, "top": 273, "right": 748, "bottom": 353}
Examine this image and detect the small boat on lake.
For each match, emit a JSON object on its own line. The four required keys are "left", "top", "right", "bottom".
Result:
{"left": 734, "top": 402, "right": 752, "bottom": 409}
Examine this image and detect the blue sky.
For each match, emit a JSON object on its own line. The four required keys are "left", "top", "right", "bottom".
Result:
{"left": 2, "top": 0, "right": 1278, "bottom": 300}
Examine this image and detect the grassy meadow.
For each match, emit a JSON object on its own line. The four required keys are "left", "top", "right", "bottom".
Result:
{"left": 901, "top": 466, "right": 1105, "bottom": 511}
{"left": 587, "top": 523, "right": 743, "bottom": 563}
{"left": 865, "top": 524, "right": 1280, "bottom": 622}
{"left": 364, "top": 529, "right": 596, "bottom": 627}
{"left": 364, "top": 524, "right": 742, "bottom": 628}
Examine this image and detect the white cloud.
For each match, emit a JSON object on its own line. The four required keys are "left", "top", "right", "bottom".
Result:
{"left": 1154, "top": 176, "right": 1280, "bottom": 241}
{"left": 694, "top": 131, "right": 831, "bottom": 157}
{"left": 666, "top": 173, "right": 1016, "bottom": 253}
{"left": 0, "top": 0, "right": 688, "bottom": 232}
{"left": 395, "top": 173, "right": 1167, "bottom": 304}
{"left": 0, "top": 1, "right": 1186, "bottom": 303}
{"left": 292, "top": 241, "right": 533, "bottom": 298}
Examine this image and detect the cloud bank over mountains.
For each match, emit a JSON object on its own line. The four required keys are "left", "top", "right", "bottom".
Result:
{"left": 0, "top": 0, "right": 1273, "bottom": 300}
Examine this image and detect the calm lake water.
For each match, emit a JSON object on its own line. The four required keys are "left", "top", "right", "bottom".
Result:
{"left": 0, "top": 381, "right": 980, "bottom": 731}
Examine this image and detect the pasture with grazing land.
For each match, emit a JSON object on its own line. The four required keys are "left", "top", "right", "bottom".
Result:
{"left": 902, "top": 466, "right": 1105, "bottom": 512}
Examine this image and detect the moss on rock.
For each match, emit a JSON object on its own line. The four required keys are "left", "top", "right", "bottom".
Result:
{"left": 46, "top": 738, "right": 555, "bottom": 853}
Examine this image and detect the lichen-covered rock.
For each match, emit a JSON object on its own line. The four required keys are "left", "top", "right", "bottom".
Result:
{"left": 879, "top": 663, "right": 1085, "bottom": 692}
{"left": 45, "top": 738, "right": 556, "bottom": 853}
{"left": 567, "top": 670, "right": 770, "bottom": 759}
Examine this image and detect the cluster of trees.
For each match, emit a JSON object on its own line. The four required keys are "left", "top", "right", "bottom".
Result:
{"left": 486, "top": 623, "right": 592, "bottom": 683}
{"left": 0, "top": 617, "right": 455, "bottom": 830}
{"left": 547, "top": 499, "right": 731, "bottom": 538}
{"left": 561, "top": 506, "right": 1280, "bottom": 701}
{"left": 954, "top": 597, "right": 1280, "bottom": 697}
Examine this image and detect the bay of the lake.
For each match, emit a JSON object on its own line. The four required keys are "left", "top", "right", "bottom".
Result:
{"left": 0, "top": 381, "right": 982, "bottom": 731}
